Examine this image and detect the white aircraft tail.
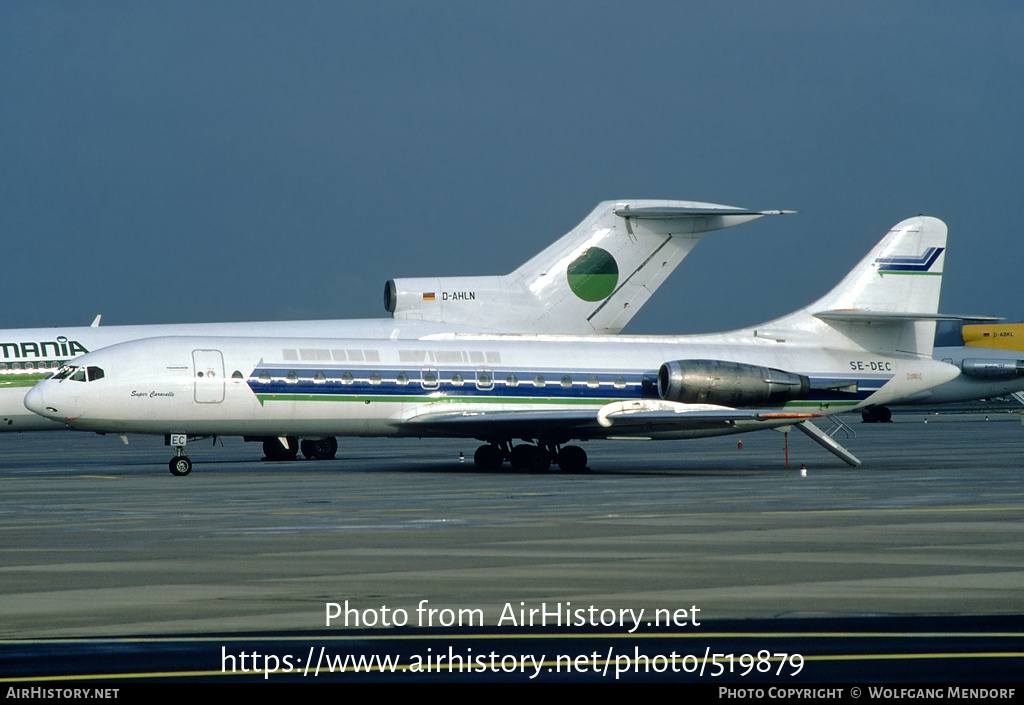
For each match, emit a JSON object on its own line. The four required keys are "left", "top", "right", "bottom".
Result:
{"left": 759, "top": 216, "right": 948, "bottom": 357}
{"left": 386, "top": 199, "right": 790, "bottom": 334}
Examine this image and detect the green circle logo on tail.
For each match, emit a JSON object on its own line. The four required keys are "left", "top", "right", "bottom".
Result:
{"left": 567, "top": 247, "right": 618, "bottom": 301}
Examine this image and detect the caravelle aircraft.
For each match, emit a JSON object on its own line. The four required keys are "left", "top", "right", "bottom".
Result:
{"left": 1, "top": 199, "right": 784, "bottom": 459}
{"left": 26, "top": 216, "right": 966, "bottom": 475}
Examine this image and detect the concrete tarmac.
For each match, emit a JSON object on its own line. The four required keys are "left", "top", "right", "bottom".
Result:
{"left": 1, "top": 412, "right": 1022, "bottom": 639}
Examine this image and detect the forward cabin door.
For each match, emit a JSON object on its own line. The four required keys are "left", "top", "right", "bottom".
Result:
{"left": 192, "top": 349, "right": 225, "bottom": 403}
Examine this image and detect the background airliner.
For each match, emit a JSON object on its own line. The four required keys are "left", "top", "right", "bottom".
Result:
{"left": 1, "top": 199, "right": 782, "bottom": 459}
{"left": 26, "top": 216, "right": 963, "bottom": 475}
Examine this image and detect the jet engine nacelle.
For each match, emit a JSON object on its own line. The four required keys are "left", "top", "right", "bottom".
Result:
{"left": 657, "top": 359, "right": 810, "bottom": 407}
{"left": 959, "top": 358, "right": 1024, "bottom": 379}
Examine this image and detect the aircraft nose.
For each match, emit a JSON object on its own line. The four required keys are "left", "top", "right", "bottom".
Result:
{"left": 24, "top": 382, "right": 58, "bottom": 418}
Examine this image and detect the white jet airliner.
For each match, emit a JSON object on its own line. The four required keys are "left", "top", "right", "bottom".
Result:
{"left": 26, "top": 216, "right": 964, "bottom": 475}
{"left": 1, "top": 199, "right": 783, "bottom": 459}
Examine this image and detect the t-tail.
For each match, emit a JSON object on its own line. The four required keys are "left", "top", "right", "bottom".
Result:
{"left": 385, "top": 199, "right": 792, "bottom": 334}
{"left": 755, "top": 215, "right": 949, "bottom": 359}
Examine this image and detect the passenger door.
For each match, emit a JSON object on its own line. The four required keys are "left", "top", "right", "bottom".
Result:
{"left": 192, "top": 349, "right": 225, "bottom": 403}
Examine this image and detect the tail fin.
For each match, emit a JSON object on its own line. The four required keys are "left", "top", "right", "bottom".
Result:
{"left": 761, "top": 216, "right": 948, "bottom": 357}
{"left": 962, "top": 322, "right": 1024, "bottom": 352}
{"left": 387, "top": 199, "right": 790, "bottom": 334}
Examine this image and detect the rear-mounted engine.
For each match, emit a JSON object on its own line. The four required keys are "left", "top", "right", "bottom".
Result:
{"left": 657, "top": 359, "right": 810, "bottom": 407}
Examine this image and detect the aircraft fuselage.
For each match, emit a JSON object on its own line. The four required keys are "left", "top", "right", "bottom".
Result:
{"left": 25, "top": 333, "right": 960, "bottom": 441}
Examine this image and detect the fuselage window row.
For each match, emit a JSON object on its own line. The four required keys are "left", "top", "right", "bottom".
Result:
{"left": 253, "top": 370, "right": 647, "bottom": 393}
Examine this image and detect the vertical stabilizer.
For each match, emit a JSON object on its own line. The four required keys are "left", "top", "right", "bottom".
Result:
{"left": 387, "top": 199, "right": 790, "bottom": 334}
{"left": 761, "top": 216, "right": 947, "bottom": 357}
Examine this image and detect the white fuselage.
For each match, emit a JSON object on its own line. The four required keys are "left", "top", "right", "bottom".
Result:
{"left": 1, "top": 318, "right": 477, "bottom": 432}
{"left": 25, "top": 332, "right": 961, "bottom": 442}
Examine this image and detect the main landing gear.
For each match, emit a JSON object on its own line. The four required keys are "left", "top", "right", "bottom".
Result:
{"left": 473, "top": 441, "right": 589, "bottom": 473}
{"left": 258, "top": 436, "right": 339, "bottom": 461}
{"left": 861, "top": 406, "right": 892, "bottom": 423}
{"left": 300, "top": 437, "right": 338, "bottom": 461}
{"left": 263, "top": 437, "right": 298, "bottom": 461}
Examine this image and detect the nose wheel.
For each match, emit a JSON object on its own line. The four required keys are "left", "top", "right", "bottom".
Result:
{"left": 169, "top": 455, "right": 192, "bottom": 476}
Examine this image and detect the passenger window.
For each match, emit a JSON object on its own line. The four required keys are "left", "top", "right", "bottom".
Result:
{"left": 313, "top": 372, "right": 326, "bottom": 385}
{"left": 286, "top": 371, "right": 299, "bottom": 384}
{"left": 476, "top": 370, "right": 493, "bottom": 390}
{"left": 232, "top": 370, "right": 244, "bottom": 379}
{"left": 421, "top": 367, "right": 439, "bottom": 390}
{"left": 341, "top": 372, "right": 354, "bottom": 385}
{"left": 560, "top": 375, "right": 573, "bottom": 389}
{"left": 396, "top": 372, "right": 409, "bottom": 386}
{"left": 506, "top": 374, "right": 518, "bottom": 387}
{"left": 613, "top": 376, "right": 626, "bottom": 390}
{"left": 368, "top": 372, "right": 382, "bottom": 386}
{"left": 258, "top": 371, "right": 272, "bottom": 384}
{"left": 451, "top": 373, "right": 465, "bottom": 387}
{"left": 533, "top": 374, "right": 545, "bottom": 388}
{"left": 587, "top": 376, "right": 599, "bottom": 389}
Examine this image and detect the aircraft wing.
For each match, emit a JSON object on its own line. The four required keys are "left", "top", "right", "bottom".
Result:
{"left": 405, "top": 409, "right": 601, "bottom": 439}
{"left": 404, "top": 400, "right": 820, "bottom": 439}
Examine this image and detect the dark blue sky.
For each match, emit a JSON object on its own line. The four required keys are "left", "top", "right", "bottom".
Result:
{"left": 2, "top": 1, "right": 1021, "bottom": 333}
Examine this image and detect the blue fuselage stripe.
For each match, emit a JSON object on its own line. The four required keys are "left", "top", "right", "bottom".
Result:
{"left": 247, "top": 366, "right": 885, "bottom": 402}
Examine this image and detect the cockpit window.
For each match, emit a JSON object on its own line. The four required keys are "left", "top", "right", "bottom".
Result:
{"left": 61, "top": 365, "right": 105, "bottom": 382}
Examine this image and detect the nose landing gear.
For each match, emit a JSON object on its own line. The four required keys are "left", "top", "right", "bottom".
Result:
{"left": 169, "top": 455, "right": 192, "bottom": 476}
{"left": 168, "top": 434, "right": 192, "bottom": 476}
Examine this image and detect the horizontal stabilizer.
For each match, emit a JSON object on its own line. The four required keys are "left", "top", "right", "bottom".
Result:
{"left": 815, "top": 311, "right": 1001, "bottom": 324}
{"left": 614, "top": 207, "right": 795, "bottom": 219}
